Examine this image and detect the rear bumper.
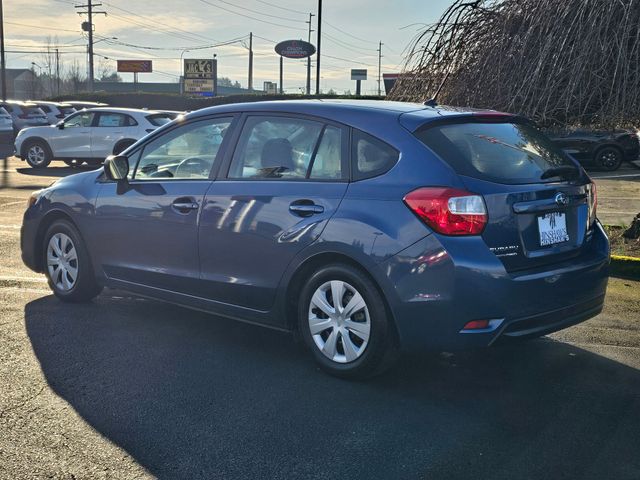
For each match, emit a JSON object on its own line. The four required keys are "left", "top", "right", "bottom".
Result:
{"left": 379, "top": 222, "right": 610, "bottom": 351}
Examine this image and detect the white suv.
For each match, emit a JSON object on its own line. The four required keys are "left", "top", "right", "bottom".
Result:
{"left": 15, "top": 107, "right": 175, "bottom": 168}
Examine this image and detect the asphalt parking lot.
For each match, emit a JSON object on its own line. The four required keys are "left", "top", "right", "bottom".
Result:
{"left": 1, "top": 152, "right": 639, "bottom": 479}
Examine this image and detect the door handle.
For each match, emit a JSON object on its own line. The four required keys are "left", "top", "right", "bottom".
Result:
{"left": 289, "top": 201, "right": 324, "bottom": 217}
{"left": 172, "top": 197, "right": 199, "bottom": 213}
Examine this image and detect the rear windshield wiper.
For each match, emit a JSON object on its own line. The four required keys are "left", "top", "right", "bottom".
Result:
{"left": 540, "top": 165, "right": 579, "bottom": 180}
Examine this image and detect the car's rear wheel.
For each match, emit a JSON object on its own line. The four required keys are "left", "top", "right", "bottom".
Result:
{"left": 24, "top": 140, "right": 52, "bottom": 168}
{"left": 43, "top": 220, "right": 102, "bottom": 302}
{"left": 595, "top": 146, "right": 623, "bottom": 171}
{"left": 298, "top": 264, "right": 397, "bottom": 379}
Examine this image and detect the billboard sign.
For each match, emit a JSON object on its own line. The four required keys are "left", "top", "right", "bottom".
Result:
{"left": 275, "top": 40, "right": 316, "bottom": 59}
{"left": 117, "top": 60, "right": 153, "bottom": 73}
{"left": 351, "top": 69, "right": 367, "bottom": 81}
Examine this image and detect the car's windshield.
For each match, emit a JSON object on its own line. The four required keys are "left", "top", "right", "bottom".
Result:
{"left": 146, "top": 114, "right": 174, "bottom": 127}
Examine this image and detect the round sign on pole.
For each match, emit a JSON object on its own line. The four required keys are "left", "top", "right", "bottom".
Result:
{"left": 275, "top": 40, "right": 316, "bottom": 59}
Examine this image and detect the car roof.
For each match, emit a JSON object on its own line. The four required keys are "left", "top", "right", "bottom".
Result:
{"left": 30, "top": 100, "right": 73, "bottom": 107}
{"left": 82, "top": 107, "right": 162, "bottom": 115}
{"left": 186, "top": 100, "right": 510, "bottom": 134}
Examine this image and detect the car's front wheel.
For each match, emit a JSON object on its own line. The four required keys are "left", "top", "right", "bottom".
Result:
{"left": 24, "top": 140, "right": 52, "bottom": 168}
{"left": 43, "top": 220, "right": 103, "bottom": 302}
{"left": 298, "top": 264, "right": 398, "bottom": 379}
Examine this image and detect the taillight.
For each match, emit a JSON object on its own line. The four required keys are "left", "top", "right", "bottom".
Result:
{"left": 587, "top": 182, "right": 597, "bottom": 225}
{"left": 404, "top": 187, "right": 487, "bottom": 235}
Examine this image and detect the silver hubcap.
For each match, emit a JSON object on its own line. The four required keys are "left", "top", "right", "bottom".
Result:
{"left": 308, "top": 280, "right": 371, "bottom": 364}
{"left": 27, "top": 145, "right": 46, "bottom": 164}
{"left": 47, "top": 233, "right": 78, "bottom": 291}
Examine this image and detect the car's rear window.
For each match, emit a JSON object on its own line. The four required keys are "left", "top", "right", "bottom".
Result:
{"left": 23, "top": 106, "right": 44, "bottom": 116}
{"left": 415, "top": 121, "right": 576, "bottom": 184}
{"left": 146, "top": 114, "right": 174, "bottom": 126}
{"left": 59, "top": 106, "right": 75, "bottom": 115}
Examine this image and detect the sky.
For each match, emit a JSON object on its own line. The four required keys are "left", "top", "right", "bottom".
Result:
{"left": 3, "top": 0, "right": 454, "bottom": 94}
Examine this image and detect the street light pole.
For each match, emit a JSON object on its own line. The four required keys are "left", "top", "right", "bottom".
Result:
{"left": 0, "top": 0, "right": 6, "bottom": 101}
{"left": 315, "top": 0, "right": 322, "bottom": 95}
{"left": 306, "top": 13, "right": 315, "bottom": 95}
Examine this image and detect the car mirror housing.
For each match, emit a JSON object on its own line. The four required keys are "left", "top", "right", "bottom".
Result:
{"left": 56, "top": 121, "right": 64, "bottom": 130}
{"left": 104, "top": 155, "right": 129, "bottom": 182}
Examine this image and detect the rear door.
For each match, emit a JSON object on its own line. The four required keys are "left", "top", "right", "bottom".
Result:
{"left": 415, "top": 119, "right": 596, "bottom": 272}
{"left": 91, "top": 112, "right": 136, "bottom": 158}
{"left": 198, "top": 114, "right": 349, "bottom": 315}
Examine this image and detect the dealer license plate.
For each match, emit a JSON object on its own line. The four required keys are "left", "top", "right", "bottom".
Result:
{"left": 538, "top": 212, "right": 569, "bottom": 246}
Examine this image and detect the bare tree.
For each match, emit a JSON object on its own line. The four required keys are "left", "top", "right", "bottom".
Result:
{"left": 389, "top": 0, "right": 640, "bottom": 128}
{"left": 66, "top": 59, "right": 86, "bottom": 94}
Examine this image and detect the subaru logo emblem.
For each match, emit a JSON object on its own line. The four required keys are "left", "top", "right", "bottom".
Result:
{"left": 555, "top": 192, "right": 569, "bottom": 206}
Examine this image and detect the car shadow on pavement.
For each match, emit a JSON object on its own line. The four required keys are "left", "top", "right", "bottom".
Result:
{"left": 25, "top": 293, "right": 640, "bottom": 480}
{"left": 16, "top": 165, "right": 100, "bottom": 178}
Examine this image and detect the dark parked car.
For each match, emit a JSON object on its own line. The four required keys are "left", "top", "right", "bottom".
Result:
{"left": 547, "top": 128, "right": 639, "bottom": 171}
{"left": 21, "top": 101, "right": 609, "bottom": 378}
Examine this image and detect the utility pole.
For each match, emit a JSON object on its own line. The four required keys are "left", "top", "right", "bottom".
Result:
{"left": 75, "top": 0, "right": 106, "bottom": 92}
{"left": 279, "top": 55, "right": 283, "bottom": 94}
{"left": 315, "top": 0, "right": 322, "bottom": 95}
{"left": 0, "top": 0, "right": 6, "bottom": 101}
{"left": 55, "top": 48, "right": 60, "bottom": 96}
{"left": 248, "top": 32, "right": 253, "bottom": 91}
{"left": 306, "top": 13, "right": 315, "bottom": 95}
{"left": 377, "top": 41, "right": 383, "bottom": 96}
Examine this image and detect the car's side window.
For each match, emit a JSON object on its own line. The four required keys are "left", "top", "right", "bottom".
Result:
{"left": 351, "top": 129, "right": 399, "bottom": 181}
{"left": 96, "top": 113, "right": 136, "bottom": 127}
{"left": 228, "top": 116, "right": 344, "bottom": 180}
{"left": 64, "top": 112, "right": 94, "bottom": 128}
{"left": 133, "top": 117, "right": 232, "bottom": 181}
{"left": 309, "top": 125, "right": 344, "bottom": 179}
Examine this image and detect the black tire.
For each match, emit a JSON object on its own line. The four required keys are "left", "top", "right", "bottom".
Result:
{"left": 298, "top": 263, "right": 398, "bottom": 379}
{"left": 24, "top": 140, "right": 52, "bottom": 168}
{"left": 113, "top": 139, "right": 136, "bottom": 155}
{"left": 42, "top": 220, "right": 103, "bottom": 303}
{"left": 594, "top": 146, "right": 623, "bottom": 171}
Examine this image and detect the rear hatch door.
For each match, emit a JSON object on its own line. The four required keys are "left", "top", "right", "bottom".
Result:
{"left": 414, "top": 117, "right": 595, "bottom": 272}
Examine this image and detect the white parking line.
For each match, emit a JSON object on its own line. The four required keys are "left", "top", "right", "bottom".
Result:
{"left": 1, "top": 201, "right": 25, "bottom": 207}
{"left": 0, "top": 224, "right": 21, "bottom": 229}
{"left": 0, "top": 275, "right": 47, "bottom": 283}
{"left": 593, "top": 173, "right": 640, "bottom": 179}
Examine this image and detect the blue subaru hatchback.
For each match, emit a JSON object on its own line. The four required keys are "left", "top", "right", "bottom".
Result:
{"left": 21, "top": 100, "right": 609, "bottom": 378}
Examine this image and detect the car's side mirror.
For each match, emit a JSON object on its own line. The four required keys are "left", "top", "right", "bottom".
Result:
{"left": 104, "top": 155, "right": 129, "bottom": 182}
{"left": 56, "top": 122, "right": 64, "bottom": 130}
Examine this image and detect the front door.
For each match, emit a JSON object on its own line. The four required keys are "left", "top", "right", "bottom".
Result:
{"left": 50, "top": 111, "right": 94, "bottom": 158}
{"left": 91, "top": 111, "right": 135, "bottom": 159}
{"left": 92, "top": 116, "right": 235, "bottom": 294}
{"left": 198, "top": 114, "right": 349, "bottom": 316}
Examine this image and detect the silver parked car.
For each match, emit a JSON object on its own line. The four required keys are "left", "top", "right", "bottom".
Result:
{"left": 30, "top": 101, "right": 76, "bottom": 124}
{"left": 0, "top": 107, "right": 13, "bottom": 141}
{"left": 0, "top": 101, "right": 49, "bottom": 134}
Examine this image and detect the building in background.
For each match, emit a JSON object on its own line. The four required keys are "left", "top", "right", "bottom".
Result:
{"left": 2, "top": 69, "right": 39, "bottom": 100}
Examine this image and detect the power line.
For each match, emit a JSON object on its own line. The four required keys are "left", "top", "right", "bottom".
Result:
{"left": 253, "top": 0, "right": 307, "bottom": 15}
{"left": 98, "top": 35, "right": 247, "bottom": 51}
{"left": 100, "top": 1, "right": 219, "bottom": 44}
{"left": 323, "top": 33, "right": 377, "bottom": 56}
{"left": 324, "top": 20, "right": 370, "bottom": 44}
{"left": 199, "top": 0, "right": 306, "bottom": 32}
{"left": 4, "top": 21, "right": 79, "bottom": 33}
{"left": 213, "top": 0, "right": 304, "bottom": 23}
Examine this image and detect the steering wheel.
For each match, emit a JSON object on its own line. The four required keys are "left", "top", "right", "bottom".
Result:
{"left": 174, "top": 156, "right": 210, "bottom": 178}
